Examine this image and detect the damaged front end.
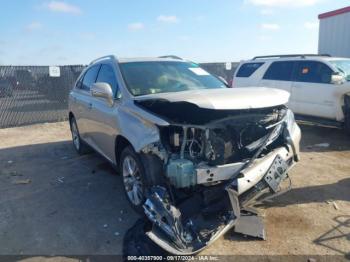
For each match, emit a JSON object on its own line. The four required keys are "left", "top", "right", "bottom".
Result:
{"left": 138, "top": 101, "right": 301, "bottom": 255}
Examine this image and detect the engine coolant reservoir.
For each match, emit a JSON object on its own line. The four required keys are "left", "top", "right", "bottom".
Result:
{"left": 166, "top": 158, "right": 196, "bottom": 188}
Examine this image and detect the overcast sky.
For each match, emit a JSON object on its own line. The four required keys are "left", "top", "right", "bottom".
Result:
{"left": 0, "top": 0, "right": 349, "bottom": 65}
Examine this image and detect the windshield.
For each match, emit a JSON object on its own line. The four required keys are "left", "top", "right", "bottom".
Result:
{"left": 119, "top": 61, "right": 226, "bottom": 96}
{"left": 329, "top": 60, "right": 350, "bottom": 81}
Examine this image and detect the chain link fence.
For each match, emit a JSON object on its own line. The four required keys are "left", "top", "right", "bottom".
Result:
{"left": 200, "top": 62, "right": 239, "bottom": 86}
{"left": 0, "top": 65, "right": 85, "bottom": 128}
{"left": 0, "top": 63, "right": 238, "bottom": 129}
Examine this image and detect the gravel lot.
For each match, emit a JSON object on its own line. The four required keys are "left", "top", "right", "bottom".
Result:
{"left": 0, "top": 121, "right": 349, "bottom": 259}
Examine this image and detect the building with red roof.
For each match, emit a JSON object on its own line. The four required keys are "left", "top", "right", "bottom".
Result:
{"left": 318, "top": 6, "right": 350, "bottom": 58}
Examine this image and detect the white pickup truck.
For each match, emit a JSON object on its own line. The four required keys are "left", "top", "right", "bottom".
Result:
{"left": 232, "top": 54, "right": 350, "bottom": 134}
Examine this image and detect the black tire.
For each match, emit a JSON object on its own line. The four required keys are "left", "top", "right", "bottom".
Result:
{"left": 119, "top": 146, "right": 164, "bottom": 214}
{"left": 69, "top": 117, "right": 91, "bottom": 155}
{"left": 344, "top": 96, "right": 350, "bottom": 136}
{"left": 345, "top": 115, "right": 350, "bottom": 136}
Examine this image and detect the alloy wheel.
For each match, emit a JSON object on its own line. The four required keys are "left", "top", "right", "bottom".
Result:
{"left": 122, "top": 156, "right": 144, "bottom": 206}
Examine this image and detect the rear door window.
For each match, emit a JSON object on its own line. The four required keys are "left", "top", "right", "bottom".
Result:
{"left": 96, "top": 64, "right": 118, "bottom": 95}
{"left": 81, "top": 65, "right": 100, "bottom": 91}
{"left": 236, "top": 63, "right": 264, "bottom": 77}
{"left": 263, "top": 61, "right": 295, "bottom": 81}
{"left": 294, "top": 61, "right": 333, "bottom": 84}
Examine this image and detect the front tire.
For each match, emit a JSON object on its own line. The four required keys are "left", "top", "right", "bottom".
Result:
{"left": 120, "top": 146, "right": 148, "bottom": 214}
{"left": 69, "top": 117, "right": 91, "bottom": 154}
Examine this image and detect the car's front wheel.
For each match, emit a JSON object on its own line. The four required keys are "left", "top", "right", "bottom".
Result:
{"left": 120, "top": 146, "right": 148, "bottom": 214}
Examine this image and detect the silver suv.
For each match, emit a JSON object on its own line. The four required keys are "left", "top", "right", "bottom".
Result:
{"left": 68, "top": 55, "right": 301, "bottom": 254}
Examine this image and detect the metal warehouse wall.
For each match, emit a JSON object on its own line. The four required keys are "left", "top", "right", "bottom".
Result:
{"left": 318, "top": 11, "right": 350, "bottom": 57}
{"left": 0, "top": 63, "right": 237, "bottom": 128}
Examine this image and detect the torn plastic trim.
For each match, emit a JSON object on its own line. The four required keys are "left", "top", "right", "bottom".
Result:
{"left": 144, "top": 187, "right": 241, "bottom": 255}
{"left": 143, "top": 187, "right": 191, "bottom": 250}
{"left": 236, "top": 146, "right": 294, "bottom": 209}
{"left": 146, "top": 219, "right": 238, "bottom": 255}
{"left": 233, "top": 212, "right": 266, "bottom": 240}
{"left": 236, "top": 146, "right": 292, "bottom": 195}
{"left": 236, "top": 109, "right": 293, "bottom": 174}
{"left": 236, "top": 122, "right": 284, "bottom": 175}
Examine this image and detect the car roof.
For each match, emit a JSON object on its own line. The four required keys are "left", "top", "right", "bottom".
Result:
{"left": 118, "top": 57, "right": 187, "bottom": 63}
{"left": 244, "top": 55, "right": 350, "bottom": 63}
{"left": 322, "top": 57, "right": 350, "bottom": 62}
{"left": 89, "top": 55, "right": 189, "bottom": 66}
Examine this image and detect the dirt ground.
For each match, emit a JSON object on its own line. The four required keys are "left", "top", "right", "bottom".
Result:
{"left": 0, "top": 121, "right": 349, "bottom": 259}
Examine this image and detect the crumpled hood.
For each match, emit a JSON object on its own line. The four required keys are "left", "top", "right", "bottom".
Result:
{"left": 133, "top": 88, "right": 290, "bottom": 110}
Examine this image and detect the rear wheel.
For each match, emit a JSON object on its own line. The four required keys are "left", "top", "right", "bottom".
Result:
{"left": 69, "top": 117, "right": 91, "bottom": 154}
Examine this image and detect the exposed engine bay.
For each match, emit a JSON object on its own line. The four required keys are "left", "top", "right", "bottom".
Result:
{"left": 134, "top": 99, "right": 301, "bottom": 255}
{"left": 161, "top": 108, "right": 286, "bottom": 188}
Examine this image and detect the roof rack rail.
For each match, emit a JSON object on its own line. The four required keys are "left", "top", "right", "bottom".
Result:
{"left": 89, "top": 55, "right": 118, "bottom": 65}
{"left": 253, "top": 54, "right": 331, "bottom": 60}
{"left": 158, "top": 55, "right": 183, "bottom": 60}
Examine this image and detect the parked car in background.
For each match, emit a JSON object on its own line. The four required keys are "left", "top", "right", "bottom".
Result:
{"left": 68, "top": 55, "right": 301, "bottom": 254}
{"left": 0, "top": 79, "right": 14, "bottom": 97}
{"left": 233, "top": 54, "right": 350, "bottom": 134}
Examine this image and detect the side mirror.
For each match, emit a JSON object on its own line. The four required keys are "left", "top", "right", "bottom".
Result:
{"left": 331, "top": 72, "right": 346, "bottom": 85}
{"left": 91, "top": 82, "right": 114, "bottom": 106}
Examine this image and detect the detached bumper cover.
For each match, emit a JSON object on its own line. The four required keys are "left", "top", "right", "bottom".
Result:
{"left": 145, "top": 187, "right": 240, "bottom": 255}
{"left": 237, "top": 145, "right": 294, "bottom": 195}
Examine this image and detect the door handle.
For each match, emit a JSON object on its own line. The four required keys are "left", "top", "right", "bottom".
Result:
{"left": 88, "top": 103, "right": 93, "bottom": 109}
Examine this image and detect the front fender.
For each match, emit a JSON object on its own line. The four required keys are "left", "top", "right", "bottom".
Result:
{"left": 117, "top": 103, "right": 169, "bottom": 152}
